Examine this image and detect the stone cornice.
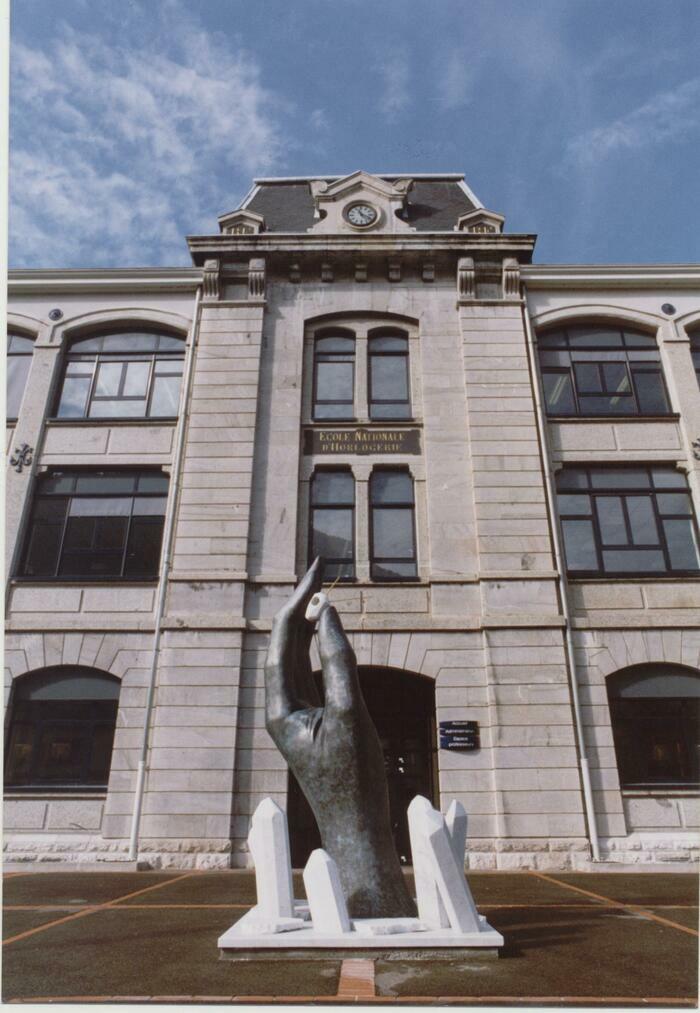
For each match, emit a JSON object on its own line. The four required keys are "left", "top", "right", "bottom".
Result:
{"left": 522, "top": 264, "right": 700, "bottom": 289}
{"left": 8, "top": 268, "right": 203, "bottom": 294}
{"left": 187, "top": 233, "right": 537, "bottom": 261}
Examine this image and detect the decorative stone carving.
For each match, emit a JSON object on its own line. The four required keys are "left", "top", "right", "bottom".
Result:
{"left": 355, "top": 262, "right": 368, "bottom": 282}
{"left": 455, "top": 208, "right": 505, "bottom": 234}
{"left": 388, "top": 260, "right": 401, "bottom": 283}
{"left": 289, "top": 262, "right": 301, "bottom": 283}
{"left": 218, "top": 209, "right": 265, "bottom": 235}
{"left": 502, "top": 257, "right": 521, "bottom": 299}
{"left": 693, "top": 437, "right": 700, "bottom": 460}
{"left": 202, "top": 259, "right": 220, "bottom": 301}
{"left": 308, "top": 171, "right": 415, "bottom": 234}
{"left": 321, "top": 262, "right": 334, "bottom": 283}
{"left": 457, "top": 257, "right": 475, "bottom": 300}
{"left": 248, "top": 257, "right": 266, "bottom": 299}
{"left": 10, "top": 444, "right": 33, "bottom": 473}
{"left": 422, "top": 262, "right": 435, "bottom": 283}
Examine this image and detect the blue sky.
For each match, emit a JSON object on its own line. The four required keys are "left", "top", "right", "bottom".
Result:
{"left": 9, "top": 0, "right": 700, "bottom": 267}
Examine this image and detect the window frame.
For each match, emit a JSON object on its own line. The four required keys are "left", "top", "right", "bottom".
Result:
{"left": 607, "top": 665, "right": 700, "bottom": 791}
{"left": 557, "top": 466, "right": 700, "bottom": 578}
{"left": 369, "top": 468, "right": 418, "bottom": 582}
{"left": 7, "top": 332, "right": 35, "bottom": 422}
{"left": 53, "top": 330, "right": 185, "bottom": 421}
{"left": 308, "top": 468, "right": 356, "bottom": 582}
{"left": 538, "top": 325, "right": 672, "bottom": 418}
{"left": 311, "top": 330, "right": 356, "bottom": 422}
{"left": 690, "top": 331, "right": 700, "bottom": 388}
{"left": 4, "top": 667, "right": 120, "bottom": 793}
{"left": 17, "top": 470, "right": 169, "bottom": 582}
{"left": 367, "top": 329, "right": 412, "bottom": 420}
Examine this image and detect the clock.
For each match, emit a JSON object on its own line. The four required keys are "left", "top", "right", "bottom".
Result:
{"left": 344, "top": 202, "right": 378, "bottom": 228}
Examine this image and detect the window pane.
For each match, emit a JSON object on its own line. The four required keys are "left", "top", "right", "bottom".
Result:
{"left": 602, "top": 362, "right": 631, "bottom": 393}
{"left": 8, "top": 334, "right": 34, "bottom": 353}
{"left": 568, "top": 328, "right": 623, "bottom": 347}
{"left": 123, "top": 360, "right": 150, "bottom": 397}
{"left": 63, "top": 516, "right": 97, "bottom": 550}
{"left": 542, "top": 372, "right": 576, "bottom": 414}
{"left": 322, "top": 560, "right": 355, "bottom": 580}
{"left": 370, "top": 335, "right": 408, "bottom": 352}
{"left": 656, "top": 493, "right": 692, "bottom": 515}
{"left": 70, "top": 336, "right": 104, "bottom": 352}
{"left": 57, "top": 376, "right": 92, "bottom": 418}
{"left": 623, "top": 331, "right": 657, "bottom": 347}
{"left": 5, "top": 722, "right": 34, "bottom": 782}
{"left": 662, "top": 519, "right": 700, "bottom": 570}
{"left": 633, "top": 369, "right": 670, "bottom": 414}
{"left": 627, "top": 496, "right": 659, "bottom": 545}
{"left": 573, "top": 362, "right": 602, "bottom": 392}
{"left": 371, "top": 402, "right": 411, "bottom": 419}
{"left": 23, "top": 517, "right": 65, "bottom": 576}
{"left": 7, "top": 355, "right": 32, "bottom": 418}
{"left": 590, "top": 469, "right": 650, "bottom": 489}
{"left": 136, "top": 473, "right": 169, "bottom": 493}
{"left": 95, "top": 361, "right": 123, "bottom": 396}
{"left": 370, "top": 355, "right": 409, "bottom": 402}
{"left": 602, "top": 549, "right": 666, "bottom": 572}
{"left": 311, "top": 508, "right": 353, "bottom": 563}
{"left": 561, "top": 519, "right": 597, "bottom": 570}
{"left": 312, "top": 471, "right": 354, "bottom": 505}
{"left": 41, "top": 474, "right": 77, "bottom": 494}
{"left": 372, "top": 559, "right": 417, "bottom": 580}
{"left": 101, "top": 332, "right": 158, "bottom": 352}
{"left": 157, "top": 335, "right": 185, "bottom": 351}
{"left": 316, "top": 361, "right": 353, "bottom": 402}
{"left": 537, "top": 331, "right": 567, "bottom": 348}
{"left": 69, "top": 497, "right": 132, "bottom": 516}
{"left": 316, "top": 335, "right": 354, "bottom": 353}
{"left": 59, "top": 551, "right": 124, "bottom": 577}
{"left": 75, "top": 474, "right": 137, "bottom": 493}
{"left": 373, "top": 508, "right": 415, "bottom": 559}
{"left": 153, "top": 358, "right": 184, "bottom": 375}
{"left": 94, "top": 516, "right": 130, "bottom": 550}
{"left": 578, "top": 394, "right": 635, "bottom": 414}
{"left": 132, "top": 496, "right": 168, "bottom": 516}
{"left": 88, "top": 722, "right": 117, "bottom": 781}
{"left": 556, "top": 469, "right": 588, "bottom": 491}
{"left": 124, "top": 517, "right": 165, "bottom": 576}
{"left": 89, "top": 399, "right": 148, "bottom": 418}
{"left": 595, "top": 497, "right": 627, "bottom": 544}
{"left": 150, "top": 374, "right": 182, "bottom": 416}
{"left": 371, "top": 471, "right": 414, "bottom": 504}
{"left": 651, "top": 469, "right": 686, "bottom": 489}
{"left": 558, "top": 494, "right": 591, "bottom": 515}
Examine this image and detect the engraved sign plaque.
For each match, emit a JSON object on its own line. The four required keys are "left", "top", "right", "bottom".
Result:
{"left": 304, "top": 428, "right": 421, "bottom": 456}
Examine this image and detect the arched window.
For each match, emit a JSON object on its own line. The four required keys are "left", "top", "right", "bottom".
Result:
{"left": 309, "top": 469, "right": 355, "bottom": 580}
{"left": 312, "top": 332, "right": 355, "bottom": 420}
{"left": 538, "top": 324, "right": 671, "bottom": 417}
{"left": 7, "top": 332, "right": 35, "bottom": 421}
{"left": 607, "top": 663, "right": 700, "bottom": 789}
{"left": 55, "top": 330, "right": 185, "bottom": 419}
{"left": 368, "top": 329, "right": 410, "bottom": 419}
{"left": 5, "top": 666, "right": 120, "bottom": 790}
{"left": 370, "top": 469, "right": 417, "bottom": 580}
{"left": 690, "top": 329, "right": 700, "bottom": 388}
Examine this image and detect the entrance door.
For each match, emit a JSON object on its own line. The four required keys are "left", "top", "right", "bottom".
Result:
{"left": 287, "top": 666, "right": 436, "bottom": 867}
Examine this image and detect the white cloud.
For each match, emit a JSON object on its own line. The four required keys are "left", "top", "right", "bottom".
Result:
{"left": 565, "top": 77, "right": 700, "bottom": 167}
{"left": 437, "top": 50, "right": 476, "bottom": 110}
{"left": 9, "top": 7, "right": 291, "bottom": 266}
{"left": 378, "top": 52, "right": 410, "bottom": 122}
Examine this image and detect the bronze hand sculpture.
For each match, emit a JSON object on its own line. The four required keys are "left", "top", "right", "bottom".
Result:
{"left": 264, "top": 557, "right": 416, "bottom": 918}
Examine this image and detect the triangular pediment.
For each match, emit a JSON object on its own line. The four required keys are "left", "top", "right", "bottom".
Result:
{"left": 308, "top": 171, "right": 414, "bottom": 234}
{"left": 456, "top": 208, "right": 505, "bottom": 234}
{"left": 218, "top": 209, "right": 265, "bottom": 235}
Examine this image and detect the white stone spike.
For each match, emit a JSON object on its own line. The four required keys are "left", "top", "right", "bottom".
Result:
{"left": 445, "top": 799, "right": 468, "bottom": 870}
{"left": 305, "top": 591, "right": 329, "bottom": 622}
{"left": 407, "top": 796, "right": 449, "bottom": 928}
{"left": 303, "top": 849, "right": 352, "bottom": 935}
{"left": 248, "top": 797, "right": 294, "bottom": 919}
{"left": 423, "top": 805, "right": 481, "bottom": 933}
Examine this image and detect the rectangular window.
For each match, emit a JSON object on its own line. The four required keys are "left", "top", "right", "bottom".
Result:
{"left": 557, "top": 466, "right": 700, "bottom": 576}
{"left": 309, "top": 470, "right": 355, "bottom": 580}
{"left": 370, "top": 469, "right": 417, "bottom": 580}
{"left": 312, "top": 335, "right": 355, "bottom": 420}
{"left": 368, "top": 333, "right": 411, "bottom": 419}
{"left": 19, "top": 471, "right": 168, "bottom": 581}
{"left": 539, "top": 326, "right": 671, "bottom": 417}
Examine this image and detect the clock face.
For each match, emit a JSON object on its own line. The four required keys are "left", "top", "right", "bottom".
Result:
{"left": 345, "top": 203, "right": 378, "bottom": 227}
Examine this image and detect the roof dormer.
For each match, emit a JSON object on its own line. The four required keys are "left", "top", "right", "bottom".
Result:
{"left": 218, "top": 209, "right": 265, "bottom": 235}
{"left": 455, "top": 208, "right": 505, "bottom": 234}
{"left": 308, "top": 171, "right": 415, "bottom": 234}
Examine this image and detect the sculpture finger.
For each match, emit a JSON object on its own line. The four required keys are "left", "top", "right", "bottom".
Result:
{"left": 317, "top": 605, "right": 361, "bottom": 713}
{"left": 265, "top": 558, "right": 323, "bottom": 722}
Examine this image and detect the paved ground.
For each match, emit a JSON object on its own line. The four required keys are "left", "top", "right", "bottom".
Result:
{"left": 2, "top": 868, "right": 698, "bottom": 1006}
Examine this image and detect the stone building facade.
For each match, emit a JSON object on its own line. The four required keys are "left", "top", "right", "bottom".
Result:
{"left": 5, "top": 171, "right": 700, "bottom": 869}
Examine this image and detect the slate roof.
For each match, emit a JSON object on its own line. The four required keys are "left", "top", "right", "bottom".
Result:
{"left": 243, "top": 175, "right": 479, "bottom": 233}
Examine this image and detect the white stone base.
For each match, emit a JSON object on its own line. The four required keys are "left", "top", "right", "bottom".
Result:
{"left": 219, "top": 903, "right": 503, "bottom": 954}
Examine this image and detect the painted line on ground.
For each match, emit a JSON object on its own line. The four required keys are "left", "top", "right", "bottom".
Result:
{"left": 7, "top": 996, "right": 696, "bottom": 1006}
{"left": 529, "top": 871, "right": 699, "bottom": 937}
{"left": 337, "top": 957, "right": 376, "bottom": 998}
{"left": 2, "top": 871, "right": 200, "bottom": 946}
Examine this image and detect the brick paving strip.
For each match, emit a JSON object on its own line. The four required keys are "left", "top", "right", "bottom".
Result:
{"left": 336, "top": 957, "right": 376, "bottom": 999}
{"left": 529, "top": 871, "right": 699, "bottom": 938}
{"left": 2, "top": 871, "right": 201, "bottom": 946}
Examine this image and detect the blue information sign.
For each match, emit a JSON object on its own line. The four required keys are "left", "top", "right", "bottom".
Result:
{"left": 439, "top": 720, "right": 479, "bottom": 751}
